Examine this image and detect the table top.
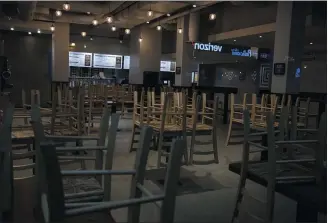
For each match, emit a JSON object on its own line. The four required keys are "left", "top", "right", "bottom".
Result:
{"left": 229, "top": 161, "right": 327, "bottom": 213}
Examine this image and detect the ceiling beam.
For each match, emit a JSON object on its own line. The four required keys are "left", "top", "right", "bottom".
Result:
{"left": 36, "top": 2, "right": 110, "bottom": 15}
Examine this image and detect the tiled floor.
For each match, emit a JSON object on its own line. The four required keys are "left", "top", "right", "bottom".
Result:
{"left": 10, "top": 115, "right": 326, "bottom": 223}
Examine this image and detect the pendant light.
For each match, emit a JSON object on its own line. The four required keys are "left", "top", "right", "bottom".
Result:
{"left": 106, "top": 16, "right": 113, "bottom": 23}
{"left": 139, "top": 37, "right": 143, "bottom": 43}
{"left": 92, "top": 19, "right": 98, "bottom": 26}
{"left": 63, "top": 2, "right": 70, "bottom": 11}
{"left": 111, "top": 26, "right": 116, "bottom": 31}
{"left": 147, "top": 4, "right": 153, "bottom": 17}
{"left": 209, "top": 13, "right": 216, "bottom": 20}
{"left": 177, "top": 19, "right": 182, "bottom": 34}
{"left": 50, "top": 24, "right": 55, "bottom": 32}
{"left": 81, "top": 31, "right": 86, "bottom": 37}
{"left": 55, "top": 10, "right": 62, "bottom": 16}
{"left": 125, "top": 7, "right": 131, "bottom": 35}
{"left": 125, "top": 28, "right": 131, "bottom": 34}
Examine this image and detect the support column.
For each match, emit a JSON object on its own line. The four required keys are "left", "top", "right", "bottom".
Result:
{"left": 271, "top": 2, "right": 307, "bottom": 94}
{"left": 52, "top": 23, "right": 69, "bottom": 82}
{"left": 129, "top": 26, "right": 162, "bottom": 84}
{"left": 175, "top": 13, "right": 199, "bottom": 86}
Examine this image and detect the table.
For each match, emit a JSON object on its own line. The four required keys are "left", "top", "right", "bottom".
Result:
{"left": 229, "top": 161, "right": 327, "bottom": 222}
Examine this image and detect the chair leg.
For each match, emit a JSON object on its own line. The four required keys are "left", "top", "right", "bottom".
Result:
{"left": 189, "top": 131, "right": 196, "bottom": 165}
{"left": 225, "top": 120, "right": 233, "bottom": 146}
{"left": 212, "top": 129, "right": 219, "bottom": 164}
{"left": 129, "top": 125, "right": 136, "bottom": 152}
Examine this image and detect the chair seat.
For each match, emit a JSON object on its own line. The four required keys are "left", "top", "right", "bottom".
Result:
{"left": 186, "top": 123, "right": 212, "bottom": 131}
{"left": 63, "top": 176, "right": 102, "bottom": 194}
{"left": 232, "top": 118, "right": 244, "bottom": 124}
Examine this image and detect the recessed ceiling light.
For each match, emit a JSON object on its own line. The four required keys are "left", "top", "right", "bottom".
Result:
{"left": 63, "top": 3, "right": 70, "bottom": 11}
{"left": 111, "top": 26, "right": 116, "bottom": 31}
{"left": 209, "top": 13, "right": 216, "bottom": 20}
{"left": 193, "top": 4, "right": 197, "bottom": 8}
{"left": 233, "top": 39, "right": 236, "bottom": 42}
{"left": 167, "top": 13, "right": 170, "bottom": 17}
{"left": 55, "top": 10, "right": 62, "bottom": 16}
{"left": 37, "top": 29, "right": 41, "bottom": 34}
{"left": 92, "top": 19, "right": 98, "bottom": 26}
{"left": 146, "top": 21, "right": 150, "bottom": 24}
{"left": 310, "top": 42, "right": 313, "bottom": 45}
{"left": 81, "top": 31, "right": 86, "bottom": 37}
{"left": 10, "top": 27, "right": 14, "bottom": 31}
{"left": 70, "top": 42, "right": 76, "bottom": 47}
{"left": 28, "top": 32, "right": 32, "bottom": 35}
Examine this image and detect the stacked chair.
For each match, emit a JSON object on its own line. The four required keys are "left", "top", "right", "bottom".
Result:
{"left": 230, "top": 106, "right": 326, "bottom": 223}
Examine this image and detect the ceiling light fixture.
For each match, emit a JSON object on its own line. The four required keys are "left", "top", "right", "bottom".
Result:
{"left": 92, "top": 19, "right": 98, "bottom": 26}
{"left": 70, "top": 42, "right": 76, "bottom": 47}
{"left": 193, "top": 4, "right": 197, "bottom": 8}
{"left": 178, "top": 28, "right": 183, "bottom": 34}
{"left": 310, "top": 42, "right": 313, "bottom": 45}
{"left": 209, "top": 13, "right": 216, "bottom": 20}
{"left": 139, "top": 37, "right": 143, "bottom": 42}
{"left": 50, "top": 24, "right": 55, "bottom": 32}
{"left": 120, "top": 40, "right": 123, "bottom": 44}
{"left": 304, "top": 65, "right": 307, "bottom": 69}
{"left": 87, "top": 12, "right": 90, "bottom": 15}
{"left": 156, "top": 25, "right": 162, "bottom": 31}
{"left": 233, "top": 39, "right": 236, "bottom": 42}
{"left": 106, "top": 16, "right": 113, "bottom": 23}
{"left": 37, "top": 29, "right": 41, "bottom": 34}
{"left": 259, "top": 35, "right": 262, "bottom": 38}
{"left": 90, "top": 37, "right": 93, "bottom": 41}
{"left": 10, "top": 27, "right": 14, "bottom": 31}
{"left": 63, "top": 2, "right": 70, "bottom": 11}
{"left": 147, "top": 10, "right": 153, "bottom": 17}
{"left": 84, "top": 44, "right": 87, "bottom": 49}
{"left": 28, "top": 32, "right": 32, "bottom": 35}
{"left": 167, "top": 13, "right": 170, "bottom": 17}
{"left": 125, "top": 28, "right": 131, "bottom": 34}
{"left": 111, "top": 26, "right": 116, "bottom": 31}
{"left": 55, "top": 10, "right": 62, "bottom": 16}
{"left": 146, "top": 21, "right": 150, "bottom": 24}
{"left": 81, "top": 31, "right": 86, "bottom": 37}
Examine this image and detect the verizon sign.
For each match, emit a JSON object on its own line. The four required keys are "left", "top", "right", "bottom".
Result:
{"left": 193, "top": 42, "right": 223, "bottom": 52}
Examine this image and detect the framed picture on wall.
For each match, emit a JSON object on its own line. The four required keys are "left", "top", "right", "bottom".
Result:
{"left": 274, "top": 63, "right": 286, "bottom": 75}
{"left": 239, "top": 71, "right": 246, "bottom": 81}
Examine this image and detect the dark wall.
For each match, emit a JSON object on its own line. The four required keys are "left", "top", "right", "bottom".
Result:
{"left": 2, "top": 31, "right": 52, "bottom": 107}
{"left": 161, "top": 30, "right": 176, "bottom": 54}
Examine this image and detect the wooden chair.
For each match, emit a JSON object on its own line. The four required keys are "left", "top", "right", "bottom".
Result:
{"left": 225, "top": 93, "right": 251, "bottom": 146}
{"left": 230, "top": 109, "right": 326, "bottom": 223}
{"left": 37, "top": 126, "right": 184, "bottom": 223}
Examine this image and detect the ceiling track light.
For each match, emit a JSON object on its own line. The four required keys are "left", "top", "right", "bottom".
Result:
{"left": 81, "top": 31, "right": 86, "bottom": 37}
{"left": 50, "top": 24, "right": 55, "bottom": 32}
{"left": 209, "top": 13, "right": 216, "bottom": 20}
{"left": 106, "top": 16, "right": 113, "bottom": 23}
{"left": 63, "top": 2, "right": 70, "bottom": 11}
{"left": 156, "top": 25, "right": 162, "bottom": 31}
{"left": 92, "top": 19, "right": 98, "bottom": 26}
{"left": 111, "top": 26, "right": 116, "bottom": 31}
{"left": 55, "top": 10, "right": 62, "bottom": 16}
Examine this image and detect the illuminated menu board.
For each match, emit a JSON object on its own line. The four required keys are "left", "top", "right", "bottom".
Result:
{"left": 160, "top": 61, "right": 176, "bottom": 72}
{"left": 93, "top": 53, "right": 123, "bottom": 69}
{"left": 69, "top": 52, "right": 92, "bottom": 67}
{"left": 123, "top": 56, "right": 130, "bottom": 69}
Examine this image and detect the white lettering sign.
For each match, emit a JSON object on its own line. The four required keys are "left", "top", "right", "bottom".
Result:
{"left": 193, "top": 42, "right": 223, "bottom": 52}
{"left": 231, "top": 48, "right": 252, "bottom": 57}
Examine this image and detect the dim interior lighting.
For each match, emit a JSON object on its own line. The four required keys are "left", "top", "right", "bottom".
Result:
{"left": 120, "top": 40, "right": 123, "bottom": 43}
{"left": 146, "top": 21, "right": 150, "bottom": 24}
{"left": 310, "top": 42, "right": 313, "bottom": 45}
{"left": 167, "top": 13, "right": 171, "bottom": 17}
{"left": 106, "top": 16, "right": 113, "bottom": 23}
{"left": 84, "top": 44, "right": 87, "bottom": 49}
{"left": 147, "top": 10, "right": 153, "bottom": 17}
{"left": 50, "top": 24, "right": 55, "bottom": 31}
{"left": 178, "top": 28, "right": 183, "bottom": 34}
{"left": 233, "top": 39, "right": 236, "bottom": 42}
{"left": 87, "top": 12, "right": 90, "bottom": 15}
{"left": 37, "top": 29, "right": 41, "bottom": 34}
{"left": 111, "top": 26, "right": 116, "bottom": 31}
{"left": 10, "top": 27, "right": 14, "bottom": 31}
{"left": 90, "top": 37, "right": 93, "bottom": 41}
{"left": 209, "top": 13, "right": 216, "bottom": 20}
{"left": 70, "top": 42, "right": 76, "bottom": 47}
{"left": 259, "top": 35, "right": 262, "bottom": 38}
{"left": 63, "top": 2, "right": 70, "bottom": 11}
{"left": 125, "top": 28, "right": 131, "bottom": 34}
{"left": 304, "top": 65, "right": 307, "bottom": 69}
{"left": 92, "top": 19, "right": 98, "bottom": 26}
{"left": 55, "top": 10, "right": 62, "bottom": 16}
{"left": 81, "top": 31, "right": 86, "bottom": 37}
{"left": 139, "top": 37, "right": 143, "bottom": 42}
{"left": 156, "top": 25, "right": 162, "bottom": 31}
{"left": 193, "top": 4, "right": 197, "bottom": 8}
{"left": 28, "top": 32, "right": 32, "bottom": 35}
